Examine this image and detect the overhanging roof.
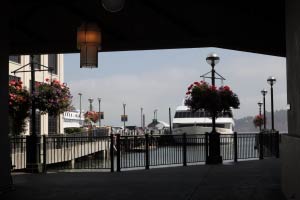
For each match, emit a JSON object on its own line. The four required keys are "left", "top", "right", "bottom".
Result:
{"left": 9, "top": 1, "right": 286, "bottom": 56}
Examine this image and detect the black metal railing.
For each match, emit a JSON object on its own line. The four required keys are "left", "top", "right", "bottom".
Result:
{"left": 10, "top": 136, "right": 27, "bottom": 170}
{"left": 10, "top": 131, "right": 282, "bottom": 173}
{"left": 44, "top": 135, "right": 111, "bottom": 170}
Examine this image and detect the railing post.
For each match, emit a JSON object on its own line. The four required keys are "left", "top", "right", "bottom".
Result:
{"left": 42, "top": 135, "right": 47, "bottom": 173}
{"left": 183, "top": 133, "right": 187, "bottom": 166}
{"left": 205, "top": 132, "right": 209, "bottom": 164}
{"left": 259, "top": 133, "right": 264, "bottom": 160}
{"left": 233, "top": 132, "right": 238, "bottom": 162}
{"left": 110, "top": 134, "right": 114, "bottom": 172}
{"left": 116, "top": 134, "right": 121, "bottom": 172}
{"left": 275, "top": 131, "right": 280, "bottom": 158}
{"left": 145, "top": 134, "right": 150, "bottom": 170}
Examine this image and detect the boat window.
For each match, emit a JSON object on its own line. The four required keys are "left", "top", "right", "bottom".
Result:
{"left": 174, "top": 110, "right": 232, "bottom": 118}
{"left": 173, "top": 123, "right": 226, "bottom": 128}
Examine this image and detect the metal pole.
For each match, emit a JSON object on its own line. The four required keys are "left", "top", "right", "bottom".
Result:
{"left": 88, "top": 98, "right": 93, "bottom": 111}
{"left": 123, "top": 103, "right": 126, "bottom": 130}
{"left": 263, "top": 94, "right": 266, "bottom": 130}
{"left": 27, "top": 55, "right": 38, "bottom": 172}
{"left": 169, "top": 107, "right": 172, "bottom": 134}
{"left": 233, "top": 132, "right": 238, "bottom": 162}
{"left": 78, "top": 93, "right": 82, "bottom": 125}
{"left": 211, "top": 62, "right": 216, "bottom": 133}
{"left": 98, "top": 98, "right": 101, "bottom": 127}
{"left": 30, "top": 55, "right": 36, "bottom": 137}
{"left": 259, "top": 104, "right": 262, "bottom": 131}
{"left": 141, "top": 107, "right": 143, "bottom": 128}
{"left": 145, "top": 134, "right": 150, "bottom": 170}
{"left": 110, "top": 134, "right": 114, "bottom": 172}
{"left": 270, "top": 85, "right": 274, "bottom": 131}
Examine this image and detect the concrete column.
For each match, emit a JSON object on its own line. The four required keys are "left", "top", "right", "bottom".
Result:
{"left": 282, "top": 0, "right": 300, "bottom": 199}
{"left": 0, "top": 5, "right": 13, "bottom": 192}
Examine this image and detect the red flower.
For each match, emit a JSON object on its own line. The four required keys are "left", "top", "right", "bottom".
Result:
{"left": 45, "top": 78, "right": 49, "bottom": 82}
{"left": 209, "top": 85, "right": 217, "bottom": 91}
{"left": 186, "top": 91, "right": 191, "bottom": 95}
{"left": 223, "top": 85, "right": 230, "bottom": 91}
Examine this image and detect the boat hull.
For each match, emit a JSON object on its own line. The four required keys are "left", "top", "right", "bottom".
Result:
{"left": 172, "top": 126, "right": 233, "bottom": 144}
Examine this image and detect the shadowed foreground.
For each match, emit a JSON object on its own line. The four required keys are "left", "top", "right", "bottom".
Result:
{"left": 3, "top": 159, "right": 285, "bottom": 200}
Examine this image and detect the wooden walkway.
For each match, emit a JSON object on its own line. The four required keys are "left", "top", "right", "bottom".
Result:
{"left": 11, "top": 139, "right": 110, "bottom": 170}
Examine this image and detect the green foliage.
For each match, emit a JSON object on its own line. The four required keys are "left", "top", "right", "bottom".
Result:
{"left": 64, "top": 127, "right": 84, "bottom": 134}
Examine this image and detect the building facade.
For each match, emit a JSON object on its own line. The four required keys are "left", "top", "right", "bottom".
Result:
{"left": 9, "top": 54, "right": 64, "bottom": 135}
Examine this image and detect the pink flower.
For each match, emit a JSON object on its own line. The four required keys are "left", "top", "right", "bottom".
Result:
{"left": 45, "top": 78, "right": 49, "bottom": 82}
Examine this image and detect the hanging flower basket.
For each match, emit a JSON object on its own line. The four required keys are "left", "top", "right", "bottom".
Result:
{"left": 253, "top": 114, "right": 264, "bottom": 128}
{"left": 34, "top": 79, "right": 72, "bottom": 116}
{"left": 84, "top": 111, "right": 100, "bottom": 124}
{"left": 9, "top": 80, "right": 31, "bottom": 135}
{"left": 184, "top": 81, "right": 240, "bottom": 116}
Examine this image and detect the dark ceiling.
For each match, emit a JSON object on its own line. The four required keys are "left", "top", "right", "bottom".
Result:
{"left": 9, "top": 0, "right": 286, "bottom": 57}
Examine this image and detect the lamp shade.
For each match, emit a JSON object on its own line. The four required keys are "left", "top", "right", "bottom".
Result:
{"left": 77, "top": 23, "right": 101, "bottom": 68}
{"left": 206, "top": 53, "right": 220, "bottom": 65}
{"left": 267, "top": 76, "right": 276, "bottom": 86}
{"left": 261, "top": 89, "right": 268, "bottom": 96}
{"left": 102, "top": 0, "right": 125, "bottom": 12}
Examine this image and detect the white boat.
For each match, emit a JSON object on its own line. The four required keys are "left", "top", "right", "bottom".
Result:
{"left": 172, "top": 104, "right": 235, "bottom": 143}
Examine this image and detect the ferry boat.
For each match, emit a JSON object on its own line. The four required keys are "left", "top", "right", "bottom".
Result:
{"left": 172, "top": 104, "right": 235, "bottom": 140}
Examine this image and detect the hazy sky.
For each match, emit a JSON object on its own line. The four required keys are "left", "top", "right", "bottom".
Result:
{"left": 64, "top": 47, "right": 287, "bottom": 127}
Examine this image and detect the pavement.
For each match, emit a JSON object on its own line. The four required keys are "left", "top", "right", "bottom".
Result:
{"left": 2, "top": 159, "right": 286, "bottom": 200}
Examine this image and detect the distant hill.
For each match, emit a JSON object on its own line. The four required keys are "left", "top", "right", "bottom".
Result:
{"left": 234, "top": 109, "right": 288, "bottom": 133}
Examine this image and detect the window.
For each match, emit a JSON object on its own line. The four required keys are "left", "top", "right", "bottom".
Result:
{"left": 30, "top": 55, "right": 41, "bottom": 69}
{"left": 9, "top": 55, "right": 21, "bottom": 64}
{"left": 48, "top": 115, "right": 58, "bottom": 135}
{"left": 48, "top": 54, "right": 58, "bottom": 74}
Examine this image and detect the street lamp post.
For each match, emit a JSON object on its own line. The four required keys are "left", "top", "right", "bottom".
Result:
{"left": 261, "top": 89, "right": 268, "bottom": 130}
{"left": 206, "top": 53, "right": 219, "bottom": 133}
{"left": 141, "top": 107, "right": 143, "bottom": 128}
{"left": 205, "top": 53, "right": 222, "bottom": 164}
{"left": 123, "top": 103, "right": 126, "bottom": 130}
{"left": 78, "top": 93, "right": 82, "bottom": 125}
{"left": 258, "top": 101, "right": 263, "bottom": 131}
{"left": 11, "top": 54, "right": 53, "bottom": 172}
{"left": 88, "top": 98, "right": 94, "bottom": 111}
{"left": 98, "top": 98, "right": 101, "bottom": 127}
{"left": 267, "top": 76, "right": 276, "bottom": 131}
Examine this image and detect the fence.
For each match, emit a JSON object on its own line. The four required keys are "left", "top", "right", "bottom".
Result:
{"left": 10, "top": 132, "right": 281, "bottom": 172}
